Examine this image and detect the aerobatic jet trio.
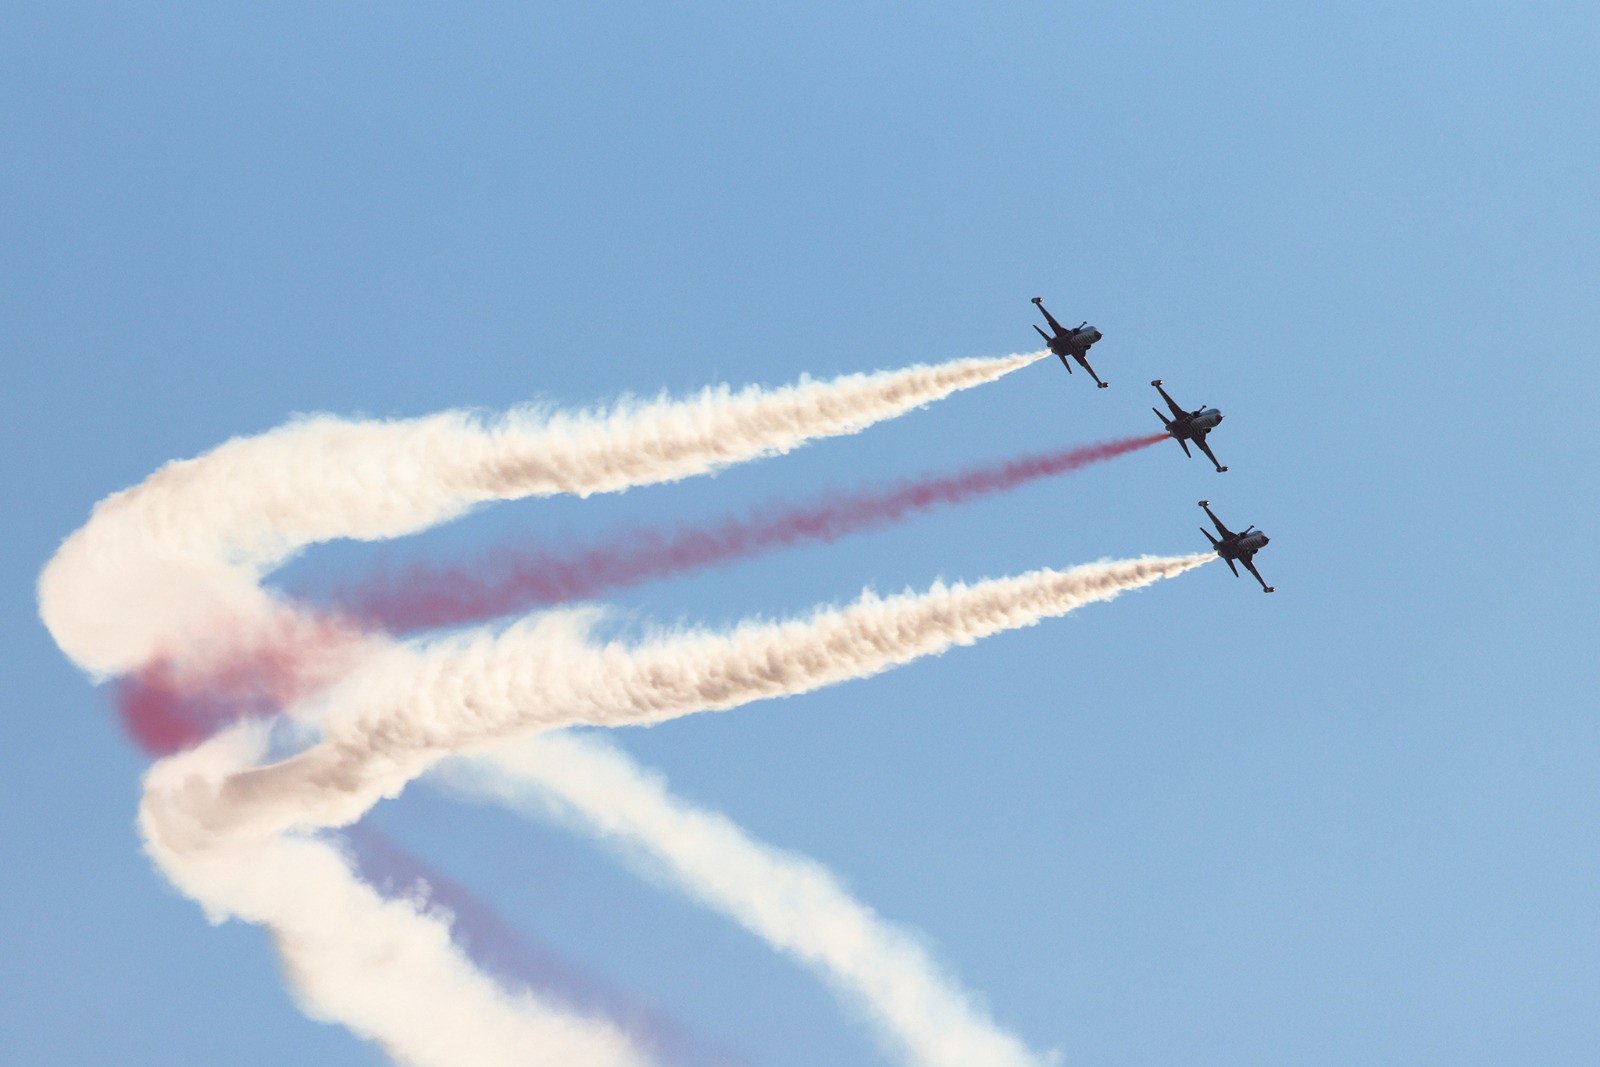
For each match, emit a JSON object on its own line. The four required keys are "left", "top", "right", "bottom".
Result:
{"left": 1030, "top": 296, "right": 1276, "bottom": 593}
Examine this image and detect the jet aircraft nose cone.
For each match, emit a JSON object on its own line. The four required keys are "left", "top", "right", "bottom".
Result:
{"left": 1259, "top": 535, "right": 1269, "bottom": 545}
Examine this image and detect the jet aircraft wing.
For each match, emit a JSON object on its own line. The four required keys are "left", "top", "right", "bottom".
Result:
{"left": 1152, "top": 380, "right": 1186, "bottom": 418}
{"left": 1193, "top": 435, "right": 1227, "bottom": 473}
{"left": 1031, "top": 297, "right": 1068, "bottom": 336}
{"left": 1241, "top": 556, "right": 1275, "bottom": 593}
{"left": 1076, "top": 353, "right": 1109, "bottom": 388}
{"left": 1199, "top": 500, "right": 1234, "bottom": 538}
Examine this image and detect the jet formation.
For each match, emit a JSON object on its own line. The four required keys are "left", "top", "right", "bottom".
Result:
{"left": 1029, "top": 296, "right": 1276, "bottom": 592}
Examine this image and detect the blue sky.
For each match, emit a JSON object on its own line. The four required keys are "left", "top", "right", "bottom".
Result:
{"left": 5, "top": 3, "right": 1598, "bottom": 1063}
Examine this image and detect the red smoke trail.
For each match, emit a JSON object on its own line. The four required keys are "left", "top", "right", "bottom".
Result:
{"left": 116, "top": 432, "right": 1165, "bottom": 754}
{"left": 115, "top": 613, "right": 371, "bottom": 756}
{"left": 337, "top": 432, "right": 1169, "bottom": 632}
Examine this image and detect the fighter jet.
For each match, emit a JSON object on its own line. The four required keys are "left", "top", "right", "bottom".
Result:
{"left": 1198, "top": 500, "right": 1274, "bottom": 592}
{"left": 1151, "top": 379, "right": 1228, "bottom": 472}
{"left": 1030, "top": 297, "right": 1107, "bottom": 388}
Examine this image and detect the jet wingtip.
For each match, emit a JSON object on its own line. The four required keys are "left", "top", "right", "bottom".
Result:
{"left": 1198, "top": 499, "right": 1210, "bottom": 507}
{"left": 1151, "top": 378, "right": 1163, "bottom": 386}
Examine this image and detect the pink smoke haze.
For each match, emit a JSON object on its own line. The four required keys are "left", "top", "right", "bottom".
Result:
{"left": 116, "top": 613, "right": 371, "bottom": 755}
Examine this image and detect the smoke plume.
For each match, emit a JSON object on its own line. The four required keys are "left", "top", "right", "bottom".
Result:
{"left": 142, "top": 554, "right": 1212, "bottom": 848}
{"left": 140, "top": 729, "right": 657, "bottom": 1067}
{"left": 117, "top": 432, "right": 1165, "bottom": 754}
{"left": 42, "top": 352, "right": 1040, "bottom": 676}
{"left": 38, "top": 349, "right": 1209, "bottom": 1066}
{"left": 343, "top": 824, "right": 750, "bottom": 1066}
{"left": 449, "top": 731, "right": 1053, "bottom": 1067}
{"left": 336, "top": 433, "right": 1169, "bottom": 632}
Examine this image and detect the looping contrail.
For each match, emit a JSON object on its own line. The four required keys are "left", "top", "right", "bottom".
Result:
{"left": 138, "top": 552, "right": 1204, "bottom": 1066}
{"left": 140, "top": 734, "right": 656, "bottom": 1067}
{"left": 42, "top": 351, "right": 1040, "bottom": 677}
{"left": 38, "top": 349, "right": 1209, "bottom": 1066}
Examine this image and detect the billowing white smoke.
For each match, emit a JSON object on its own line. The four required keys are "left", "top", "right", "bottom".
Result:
{"left": 130, "top": 553, "right": 1204, "bottom": 1067}
{"left": 448, "top": 731, "right": 1053, "bottom": 1067}
{"left": 38, "top": 349, "right": 1207, "bottom": 1066}
{"left": 41, "top": 351, "right": 1039, "bottom": 676}
{"left": 152, "top": 555, "right": 1211, "bottom": 847}
{"left": 144, "top": 731, "right": 652, "bottom": 1067}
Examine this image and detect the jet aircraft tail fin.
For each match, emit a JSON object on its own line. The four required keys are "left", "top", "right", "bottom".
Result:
{"left": 1200, "top": 526, "right": 1219, "bottom": 548}
{"left": 1225, "top": 557, "right": 1240, "bottom": 577}
{"left": 1033, "top": 324, "right": 1052, "bottom": 345}
{"left": 1152, "top": 407, "right": 1172, "bottom": 429}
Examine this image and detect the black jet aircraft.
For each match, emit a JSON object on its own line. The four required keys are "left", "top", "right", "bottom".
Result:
{"left": 1199, "top": 499, "right": 1274, "bottom": 592}
{"left": 1151, "top": 379, "right": 1228, "bottom": 472}
{"left": 1030, "top": 297, "right": 1107, "bottom": 388}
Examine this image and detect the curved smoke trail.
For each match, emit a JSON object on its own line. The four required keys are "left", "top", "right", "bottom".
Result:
{"left": 137, "top": 553, "right": 1203, "bottom": 1066}
{"left": 40, "top": 350, "right": 1204, "bottom": 1066}
{"left": 140, "top": 729, "right": 654, "bottom": 1067}
{"left": 342, "top": 825, "right": 752, "bottom": 1066}
{"left": 451, "top": 731, "right": 1051, "bottom": 1067}
{"left": 42, "top": 351, "right": 1039, "bottom": 677}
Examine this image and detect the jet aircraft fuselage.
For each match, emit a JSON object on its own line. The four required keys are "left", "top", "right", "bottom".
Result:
{"left": 1198, "top": 499, "right": 1274, "bottom": 592}
{"left": 1030, "top": 297, "right": 1108, "bottom": 388}
{"left": 1152, "top": 380, "right": 1228, "bottom": 472}
{"left": 1219, "top": 529, "right": 1270, "bottom": 556}
{"left": 1044, "top": 325, "right": 1102, "bottom": 358}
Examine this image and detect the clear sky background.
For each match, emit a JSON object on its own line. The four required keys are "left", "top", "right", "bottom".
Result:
{"left": 5, "top": 3, "right": 1598, "bottom": 1064}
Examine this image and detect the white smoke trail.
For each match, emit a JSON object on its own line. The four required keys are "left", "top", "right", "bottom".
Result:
{"left": 147, "top": 555, "right": 1212, "bottom": 847}
{"left": 142, "top": 731, "right": 652, "bottom": 1067}
{"left": 39, "top": 352, "right": 1046, "bottom": 1065}
{"left": 447, "top": 731, "right": 1052, "bottom": 1067}
{"left": 41, "top": 352, "right": 1040, "bottom": 677}
{"left": 38, "top": 347, "right": 1206, "bottom": 1066}
{"left": 138, "top": 554, "right": 1205, "bottom": 1065}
